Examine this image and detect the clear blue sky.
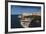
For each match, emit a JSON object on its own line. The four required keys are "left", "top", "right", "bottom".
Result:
{"left": 11, "top": 5, "right": 41, "bottom": 15}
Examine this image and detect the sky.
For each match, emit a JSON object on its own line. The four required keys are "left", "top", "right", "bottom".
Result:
{"left": 11, "top": 5, "right": 41, "bottom": 15}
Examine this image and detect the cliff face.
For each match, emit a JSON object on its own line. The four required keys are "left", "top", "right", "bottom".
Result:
{"left": 11, "top": 14, "right": 41, "bottom": 28}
